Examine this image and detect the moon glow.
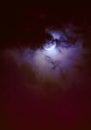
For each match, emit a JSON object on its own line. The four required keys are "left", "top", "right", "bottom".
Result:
{"left": 44, "top": 42, "right": 56, "bottom": 51}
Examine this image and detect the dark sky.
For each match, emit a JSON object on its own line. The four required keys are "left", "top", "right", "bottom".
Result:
{"left": 1, "top": 2, "right": 91, "bottom": 130}
{"left": 1, "top": 1, "right": 91, "bottom": 48}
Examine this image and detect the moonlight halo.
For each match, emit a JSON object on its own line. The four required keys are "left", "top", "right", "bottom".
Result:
{"left": 44, "top": 42, "right": 56, "bottom": 51}
{"left": 4, "top": 26, "right": 85, "bottom": 88}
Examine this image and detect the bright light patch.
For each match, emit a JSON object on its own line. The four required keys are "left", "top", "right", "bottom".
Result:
{"left": 43, "top": 41, "right": 58, "bottom": 57}
{"left": 44, "top": 42, "right": 56, "bottom": 51}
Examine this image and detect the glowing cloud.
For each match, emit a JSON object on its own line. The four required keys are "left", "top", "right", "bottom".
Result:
{"left": 3, "top": 25, "right": 88, "bottom": 89}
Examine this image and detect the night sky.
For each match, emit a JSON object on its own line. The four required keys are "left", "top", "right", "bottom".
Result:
{"left": 1, "top": 1, "right": 91, "bottom": 130}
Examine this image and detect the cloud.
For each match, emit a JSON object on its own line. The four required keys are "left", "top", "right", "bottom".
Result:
{"left": 2, "top": 25, "right": 90, "bottom": 90}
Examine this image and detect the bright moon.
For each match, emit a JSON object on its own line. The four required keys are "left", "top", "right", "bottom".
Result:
{"left": 44, "top": 42, "right": 56, "bottom": 51}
